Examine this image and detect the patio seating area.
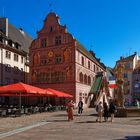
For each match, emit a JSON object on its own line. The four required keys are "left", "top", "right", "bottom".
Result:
{"left": 0, "top": 105, "right": 67, "bottom": 117}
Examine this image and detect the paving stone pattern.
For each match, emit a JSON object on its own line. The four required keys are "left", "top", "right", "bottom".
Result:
{"left": 0, "top": 108, "right": 140, "bottom": 140}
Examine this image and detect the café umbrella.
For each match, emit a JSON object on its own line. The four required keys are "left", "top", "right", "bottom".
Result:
{"left": 0, "top": 82, "right": 46, "bottom": 109}
{"left": 46, "top": 88, "right": 73, "bottom": 98}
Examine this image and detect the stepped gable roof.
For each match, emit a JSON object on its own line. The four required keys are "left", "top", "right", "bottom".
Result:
{"left": 75, "top": 41, "right": 106, "bottom": 70}
{"left": 8, "top": 24, "right": 33, "bottom": 53}
{"left": 117, "top": 53, "right": 136, "bottom": 63}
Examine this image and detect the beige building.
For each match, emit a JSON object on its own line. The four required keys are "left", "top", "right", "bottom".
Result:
{"left": 115, "top": 52, "right": 139, "bottom": 104}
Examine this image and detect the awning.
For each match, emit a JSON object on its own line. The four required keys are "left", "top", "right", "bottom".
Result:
{"left": 108, "top": 84, "right": 117, "bottom": 89}
{"left": 89, "top": 72, "right": 103, "bottom": 94}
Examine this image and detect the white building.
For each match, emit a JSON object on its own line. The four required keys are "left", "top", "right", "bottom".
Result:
{"left": 0, "top": 18, "right": 32, "bottom": 85}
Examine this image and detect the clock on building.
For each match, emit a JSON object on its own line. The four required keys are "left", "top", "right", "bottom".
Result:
{"left": 48, "top": 51, "right": 54, "bottom": 57}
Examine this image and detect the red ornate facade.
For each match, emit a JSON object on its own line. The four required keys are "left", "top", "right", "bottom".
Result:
{"left": 29, "top": 12, "right": 76, "bottom": 97}
{"left": 29, "top": 12, "right": 106, "bottom": 106}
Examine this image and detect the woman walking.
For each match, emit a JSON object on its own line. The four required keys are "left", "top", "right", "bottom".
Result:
{"left": 67, "top": 100, "right": 74, "bottom": 121}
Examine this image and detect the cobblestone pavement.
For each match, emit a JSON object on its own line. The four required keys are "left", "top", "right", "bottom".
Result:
{"left": 0, "top": 108, "right": 140, "bottom": 140}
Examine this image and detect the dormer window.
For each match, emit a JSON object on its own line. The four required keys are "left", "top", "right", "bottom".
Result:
{"left": 15, "top": 43, "right": 19, "bottom": 49}
{"left": 0, "top": 36, "right": 3, "bottom": 42}
{"left": 8, "top": 40, "right": 12, "bottom": 46}
{"left": 55, "top": 36, "right": 61, "bottom": 45}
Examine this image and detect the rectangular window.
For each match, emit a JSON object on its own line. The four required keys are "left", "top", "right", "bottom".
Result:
{"left": 125, "top": 63, "right": 131, "bottom": 69}
{"left": 0, "top": 36, "right": 3, "bottom": 42}
{"left": 96, "top": 66, "right": 99, "bottom": 72}
{"left": 94, "top": 65, "right": 96, "bottom": 72}
{"left": 55, "top": 56, "right": 62, "bottom": 64}
{"left": 124, "top": 73, "right": 128, "bottom": 78}
{"left": 14, "top": 54, "right": 18, "bottom": 61}
{"left": 21, "top": 56, "right": 24, "bottom": 63}
{"left": 5, "top": 51, "right": 11, "bottom": 59}
{"left": 55, "top": 36, "right": 61, "bottom": 45}
{"left": 88, "top": 61, "right": 90, "bottom": 69}
{"left": 8, "top": 40, "right": 12, "bottom": 46}
{"left": 41, "top": 38, "right": 47, "bottom": 48}
{"left": 82, "top": 56, "right": 84, "bottom": 66}
{"left": 41, "top": 59, "right": 47, "bottom": 65}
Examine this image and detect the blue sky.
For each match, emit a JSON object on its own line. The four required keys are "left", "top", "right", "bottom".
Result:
{"left": 1, "top": 0, "right": 140, "bottom": 68}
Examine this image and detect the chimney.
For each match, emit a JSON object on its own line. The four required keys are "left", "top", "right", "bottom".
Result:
{"left": 0, "top": 18, "right": 8, "bottom": 37}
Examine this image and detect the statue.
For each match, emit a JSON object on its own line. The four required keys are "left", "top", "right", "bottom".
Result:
{"left": 33, "top": 53, "right": 40, "bottom": 66}
{"left": 66, "top": 66, "right": 72, "bottom": 81}
{"left": 64, "top": 49, "right": 71, "bottom": 62}
{"left": 31, "top": 70, "right": 37, "bottom": 83}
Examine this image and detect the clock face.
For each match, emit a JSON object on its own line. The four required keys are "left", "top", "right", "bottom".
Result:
{"left": 48, "top": 51, "right": 54, "bottom": 57}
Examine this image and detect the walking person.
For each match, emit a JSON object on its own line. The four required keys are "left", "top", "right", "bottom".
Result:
{"left": 66, "top": 100, "right": 74, "bottom": 121}
{"left": 78, "top": 99, "right": 83, "bottom": 115}
{"left": 103, "top": 102, "right": 109, "bottom": 122}
{"left": 109, "top": 101, "right": 116, "bottom": 122}
{"left": 96, "top": 101, "right": 103, "bottom": 123}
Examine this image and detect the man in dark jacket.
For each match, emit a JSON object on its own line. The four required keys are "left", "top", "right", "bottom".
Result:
{"left": 109, "top": 102, "right": 116, "bottom": 122}
{"left": 78, "top": 100, "right": 83, "bottom": 115}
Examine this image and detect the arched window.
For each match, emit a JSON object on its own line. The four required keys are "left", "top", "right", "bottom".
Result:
{"left": 84, "top": 74, "right": 87, "bottom": 84}
{"left": 79, "top": 72, "right": 83, "bottom": 83}
{"left": 88, "top": 76, "right": 91, "bottom": 85}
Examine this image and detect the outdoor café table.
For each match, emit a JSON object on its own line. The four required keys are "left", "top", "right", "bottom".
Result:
{"left": 12, "top": 108, "right": 21, "bottom": 117}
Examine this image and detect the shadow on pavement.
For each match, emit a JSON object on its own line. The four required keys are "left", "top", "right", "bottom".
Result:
{"left": 53, "top": 114, "right": 67, "bottom": 117}
{"left": 131, "top": 119, "right": 140, "bottom": 121}
{"left": 53, "top": 113, "right": 97, "bottom": 117}
{"left": 48, "top": 119, "right": 69, "bottom": 122}
{"left": 75, "top": 120, "right": 97, "bottom": 123}
{"left": 113, "top": 136, "right": 140, "bottom": 140}
{"left": 74, "top": 113, "right": 97, "bottom": 117}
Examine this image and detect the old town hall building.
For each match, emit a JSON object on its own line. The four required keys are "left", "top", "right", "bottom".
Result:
{"left": 29, "top": 12, "right": 106, "bottom": 106}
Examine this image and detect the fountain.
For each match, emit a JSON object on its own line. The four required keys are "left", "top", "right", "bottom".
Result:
{"left": 115, "top": 64, "right": 140, "bottom": 117}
